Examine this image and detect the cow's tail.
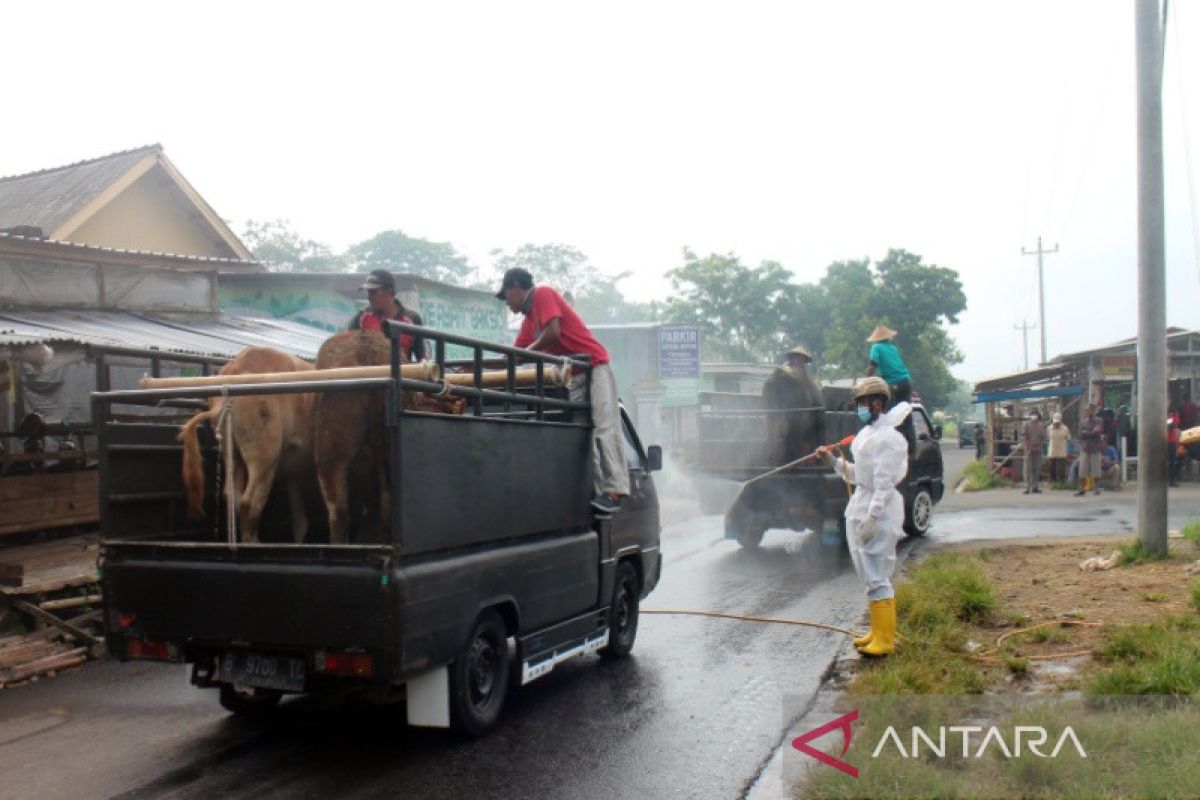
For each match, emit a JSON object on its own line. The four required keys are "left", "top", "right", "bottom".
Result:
{"left": 178, "top": 405, "right": 218, "bottom": 519}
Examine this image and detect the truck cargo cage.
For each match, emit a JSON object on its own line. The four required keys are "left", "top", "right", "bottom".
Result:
{"left": 91, "top": 325, "right": 597, "bottom": 550}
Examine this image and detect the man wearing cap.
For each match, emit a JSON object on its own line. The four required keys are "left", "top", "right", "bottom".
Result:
{"left": 1046, "top": 412, "right": 1071, "bottom": 486}
{"left": 865, "top": 324, "right": 914, "bottom": 453}
{"left": 348, "top": 269, "right": 426, "bottom": 362}
{"left": 496, "top": 268, "right": 629, "bottom": 515}
{"left": 762, "top": 345, "right": 825, "bottom": 465}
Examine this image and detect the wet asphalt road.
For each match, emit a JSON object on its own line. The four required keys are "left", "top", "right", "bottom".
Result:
{"left": 4, "top": 444, "right": 1198, "bottom": 800}
{"left": 0, "top": 515, "right": 873, "bottom": 800}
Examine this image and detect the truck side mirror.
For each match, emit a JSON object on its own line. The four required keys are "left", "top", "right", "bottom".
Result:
{"left": 933, "top": 425, "right": 943, "bottom": 440}
{"left": 646, "top": 445, "right": 663, "bottom": 472}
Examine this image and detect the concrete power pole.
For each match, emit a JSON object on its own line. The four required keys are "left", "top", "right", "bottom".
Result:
{"left": 1014, "top": 320, "right": 1037, "bottom": 370}
{"left": 1136, "top": 0, "right": 1168, "bottom": 556}
{"left": 1022, "top": 237, "right": 1059, "bottom": 365}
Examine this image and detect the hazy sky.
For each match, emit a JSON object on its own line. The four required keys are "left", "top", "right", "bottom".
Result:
{"left": 3, "top": 1, "right": 1198, "bottom": 381}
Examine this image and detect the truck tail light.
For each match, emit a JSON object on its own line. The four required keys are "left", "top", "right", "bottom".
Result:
{"left": 314, "top": 650, "right": 374, "bottom": 678}
{"left": 125, "top": 637, "right": 176, "bottom": 661}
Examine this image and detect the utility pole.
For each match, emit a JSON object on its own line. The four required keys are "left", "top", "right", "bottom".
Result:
{"left": 1014, "top": 320, "right": 1037, "bottom": 370}
{"left": 1022, "top": 236, "right": 1059, "bottom": 365}
{"left": 1136, "top": 0, "right": 1168, "bottom": 556}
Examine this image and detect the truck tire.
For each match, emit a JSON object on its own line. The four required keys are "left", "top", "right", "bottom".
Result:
{"left": 736, "top": 526, "right": 766, "bottom": 549}
{"left": 218, "top": 683, "right": 282, "bottom": 717}
{"left": 904, "top": 487, "right": 934, "bottom": 536}
{"left": 449, "top": 609, "right": 510, "bottom": 736}
{"left": 601, "top": 561, "right": 640, "bottom": 659}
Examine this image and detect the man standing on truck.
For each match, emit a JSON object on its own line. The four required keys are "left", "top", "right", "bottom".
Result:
{"left": 761, "top": 344, "right": 825, "bottom": 465}
{"left": 865, "top": 324, "right": 915, "bottom": 454}
{"left": 349, "top": 269, "right": 426, "bottom": 361}
{"left": 819, "top": 376, "right": 909, "bottom": 657}
{"left": 496, "top": 267, "right": 629, "bottom": 515}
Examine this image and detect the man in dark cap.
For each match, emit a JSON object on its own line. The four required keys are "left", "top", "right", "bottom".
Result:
{"left": 496, "top": 267, "right": 629, "bottom": 515}
{"left": 348, "top": 269, "right": 425, "bottom": 362}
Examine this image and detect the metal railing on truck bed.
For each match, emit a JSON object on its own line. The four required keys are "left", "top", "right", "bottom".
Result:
{"left": 91, "top": 323, "right": 598, "bottom": 550}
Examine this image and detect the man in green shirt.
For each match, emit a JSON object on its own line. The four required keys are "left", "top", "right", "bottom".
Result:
{"left": 866, "top": 324, "right": 915, "bottom": 454}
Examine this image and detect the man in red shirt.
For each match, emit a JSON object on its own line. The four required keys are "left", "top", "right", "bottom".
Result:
{"left": 348, "top": 269, "right": 425, "bottom": 362}
{"left": 497, "top": 267, "right": 629, "bottom": 514}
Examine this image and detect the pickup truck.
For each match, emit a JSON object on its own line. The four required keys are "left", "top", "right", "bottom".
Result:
{"left": 695, "top": 396, "right": 944, "bottom": 548}
{"left": 94, "top": 324, "right": 662, "bottom": 735}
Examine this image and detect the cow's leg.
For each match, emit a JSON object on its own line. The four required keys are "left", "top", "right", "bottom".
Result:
{"left": 235, "top": 406, "right": 282, "bottom": 544}
{"left": 318, "top": 459, "right": 351, "bottom": 545}
{"left": 286, "top": 477, "right": 310, "bottom": 544}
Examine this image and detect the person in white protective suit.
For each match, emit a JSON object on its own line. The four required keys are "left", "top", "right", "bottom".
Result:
{"left": 819, "top": 376, "right": 911, "bottom": 657}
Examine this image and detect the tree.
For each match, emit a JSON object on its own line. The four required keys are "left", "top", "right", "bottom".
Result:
{"left": 815, "top": 249, "right": 967, "bottom": 408}
{"left": 345, "top": 230, "right": 475, "bottom": 286}
{"left": 664, "top": 250, "right": 797, "bottom": 362}
{"left": 241, "top": 219, "right": 345, "bottom": 273}
{"left": 489, "top": 243, "right": 651, "bottom": 324}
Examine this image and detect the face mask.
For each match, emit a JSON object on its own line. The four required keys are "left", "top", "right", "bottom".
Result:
{"left": 857, "top": 406, "right": 873, "bottom": 423}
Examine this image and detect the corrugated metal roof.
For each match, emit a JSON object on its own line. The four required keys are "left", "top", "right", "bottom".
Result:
{"left": 0, "top": 145, "right": 160, "bottom": 234}
{"left": 0, "top": 310, "right": 331, "bottom": 360}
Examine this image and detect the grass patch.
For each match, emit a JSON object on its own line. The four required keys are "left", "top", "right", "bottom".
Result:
{"left": 849, "top": 553, "right": 1001, "bottom": 696}
{"left": 1192, "top": 581, "right": 1200, "bottom": 612}
{"left": 1182, "top": 520, "right": 1200, "bottom": 548}
{"left": 961, "top": 460, "right": 1010, "bottom": 491}
{"left": 1030, "top": 626, "right": 1072, "bottom": 644}
{"left": 1087, "top": 617, "right": 1200, "bottom": 695}
{"left": 1117, "top": 539, "right": 1169, "bottom": 566}
{"left": 1142, "top": 591, "right": 1168, "bottom": 603}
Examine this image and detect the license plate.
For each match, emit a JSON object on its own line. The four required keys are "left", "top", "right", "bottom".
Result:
{"left": 219, "top": 651, "right": 305, "bottom": 692}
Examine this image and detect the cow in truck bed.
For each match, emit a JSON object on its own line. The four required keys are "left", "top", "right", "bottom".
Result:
{"left": 177, "top": 347, "right": 316, "bottom": 544}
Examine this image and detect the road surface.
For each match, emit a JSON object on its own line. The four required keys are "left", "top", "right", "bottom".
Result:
{"left": 2, "top": 443, "right": 1197, "bottom": 800}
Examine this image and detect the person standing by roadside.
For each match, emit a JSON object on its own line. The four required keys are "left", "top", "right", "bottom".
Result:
{"left": 974, "top": 422, "right": 986, "bottom": 461}
{"left": 1076, "top": 404, "right": 1104, "bottom": 496}
{"left": 1021, "top": 409, "right": 1046, "bottom": 494}
{"left": 819, "top": 377, "right": 910, "bottom": 658}
{"left": 1167, "top": 407, "right": 1182, "bottom": 487}
{"left": 1046, "top": 412, "right": 1071, "bottom": 486}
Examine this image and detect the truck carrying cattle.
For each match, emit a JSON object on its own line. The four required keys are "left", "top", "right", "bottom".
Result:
{"left": 693, "top": 380, "right": 945, "bottom": 548}
{"left": 94, "top": 323, "right": 663, "bottom": 735}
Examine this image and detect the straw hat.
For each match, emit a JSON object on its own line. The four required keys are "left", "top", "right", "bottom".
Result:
{"left": 786, "top": 344, "right": 813, "bottom": 362}
{"left": 866, "top": 324, "right": 898, "bottom": 343}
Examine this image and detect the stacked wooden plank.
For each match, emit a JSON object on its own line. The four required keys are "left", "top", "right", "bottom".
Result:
{"left": 0, "top": 533, "right": 105, "bottom": 687}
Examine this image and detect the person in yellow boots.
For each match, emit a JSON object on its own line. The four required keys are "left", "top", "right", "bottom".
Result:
{"left": 820, "top": 377, "right": 911, "bottom": 656}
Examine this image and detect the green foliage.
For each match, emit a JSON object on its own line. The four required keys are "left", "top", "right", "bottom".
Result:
{"left": 662, "top": 247, "right": 967, "bottom": 407}
{"left": 1191, "top": 580, "right": 1200, "bottom": 612}
{"left": 962, "top": 459, "right": 1010, "bottom": 491}
{"left": 851, "top": 553, "right": 1001, "bottom": 696}
{"left": 1118, "top": 539, "right": 1168, "bottom": 566}
{"left": 1181, "top": 520, "right": 1200, "bottom": 548}
{"left": 1088, "top": 618, "right": 1200, "bottom": 695}
{"left": 345, "top": 229, "right": 474, "bottom": 285}
{"left": 241, "top": 219, "right": 346, "bottom": 273}
{"left": 663, "top": 249, "right": 797, "bottom": 362}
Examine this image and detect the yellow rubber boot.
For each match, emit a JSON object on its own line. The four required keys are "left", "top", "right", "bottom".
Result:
{"left": 859, "top": 598, "right": 896, "bottom": 657}
{"left": 853, "top": 603, "right": 878, "bottom": 648}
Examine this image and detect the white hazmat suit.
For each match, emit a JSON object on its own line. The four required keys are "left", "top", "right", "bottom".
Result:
{"left": 832, "top": 401, "right": 911, "bottom": 601}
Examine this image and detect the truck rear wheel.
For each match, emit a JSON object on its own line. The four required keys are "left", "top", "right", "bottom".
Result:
{"left": 904, "top": 487, "right": 934, "bottom": 536}
{"left": 600, "top": 561, "right": 640, "bottom": 659}
{"left": 218, "top": 683, "right": 282, "bottom": 717}
{"left": 449, "top": 609, "right": 510, "bottom": 736}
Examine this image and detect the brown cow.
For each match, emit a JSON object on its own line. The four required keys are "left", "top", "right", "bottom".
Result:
{"left": 178, "top": 347, "right": 315, "bottom": 544}
{"left": 314, "top": 330, "right": 464, "bottom": 544}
